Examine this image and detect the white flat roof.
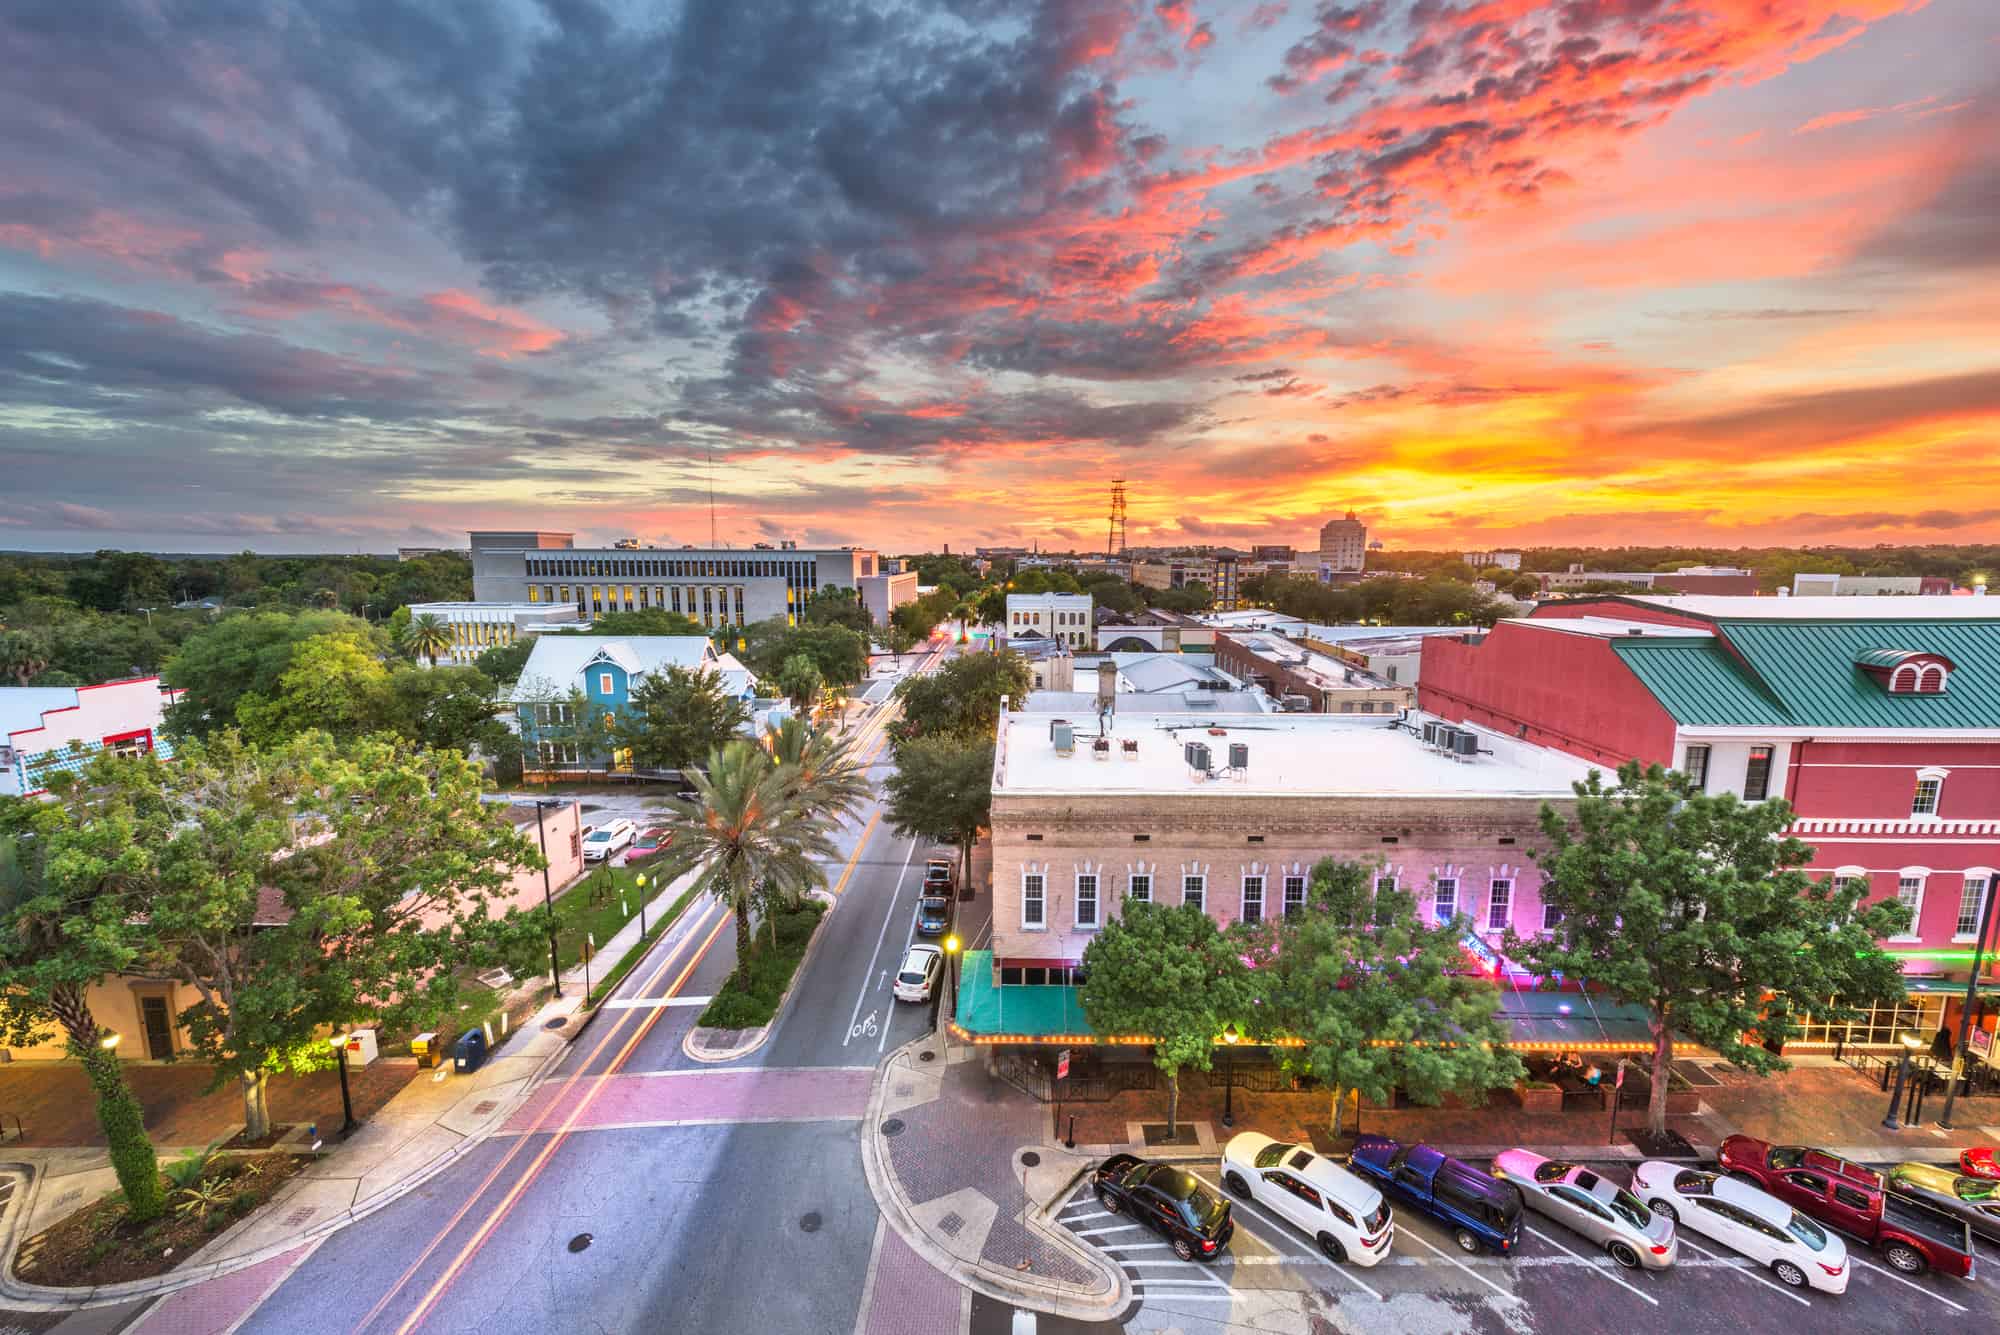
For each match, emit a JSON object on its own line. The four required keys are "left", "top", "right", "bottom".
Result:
{"left": 1623, "top": 594, "right": 2000, "bottom": 619}
{"left": 995, "top": 710, "right": 1595, "bottom": 799}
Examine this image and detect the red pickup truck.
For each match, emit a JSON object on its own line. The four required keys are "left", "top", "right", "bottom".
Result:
{"left": 1717, "top": 1134, "right": 1975, "bottom": 1277}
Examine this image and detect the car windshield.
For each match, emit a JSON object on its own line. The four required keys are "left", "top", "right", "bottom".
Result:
{"left": 1597, "top": 1184, "right": 1653, "bottom": 1230}
{"left": 1957, "top": 1177, "right": 1997, "bottom": 1200}
{"left": 1786, "top": 1213, "right": 1829, "bottom": 1251}
{"left": 1254, "top": 1142, "right": 1294, "bottom": 1169}
{"left": 1770, "top": 1146, "right": 1803, "bottom": 1170}
{"left": 1673, "top": 1170, "right": 1714, "bottom": 1195}
{"left": 585, "top": 831, "right": 610, "bottom": 842}
{"left": 1533, "top": 1161, "right": 1574, "bottom": 1185}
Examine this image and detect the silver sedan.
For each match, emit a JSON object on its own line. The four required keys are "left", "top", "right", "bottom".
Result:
{"left": 1493, "top": 1150, "right": 1678, "bottom": 1269}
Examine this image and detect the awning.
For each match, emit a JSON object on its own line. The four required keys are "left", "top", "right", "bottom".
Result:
{"left": 951, "top": 950, "right": 1101, "bottom": 1042}
{"left": 1496, "top": 990, "right": 1659, "bottom": 1053}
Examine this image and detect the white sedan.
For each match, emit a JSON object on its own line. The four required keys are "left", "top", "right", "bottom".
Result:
{"left": 1631, "top": 1162, "right": 1848, "bottom": 1293}
{"left": 1220, "top": 1132, "right": 1393, "bottom": 1265}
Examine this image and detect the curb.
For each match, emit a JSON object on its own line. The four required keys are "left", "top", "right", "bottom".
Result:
{"left": 679, "top": 888, "right": 836, "bottom": 1066}
{"left": 0, "top": 1021, "right": 578, "bottom": 1312}
{"left": 858, "top": 1036, "right": 1131, "bottom": 1322}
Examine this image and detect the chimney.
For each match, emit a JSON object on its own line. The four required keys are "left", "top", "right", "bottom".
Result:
{"left": 1096, "top": 659, "right": 1118, "bottom": 710}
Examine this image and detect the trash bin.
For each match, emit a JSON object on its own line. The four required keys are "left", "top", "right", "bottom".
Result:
{"left": 411, "top": 1032, "right": 442, "bottom": 1070}
{"left": 453, "top": 1029, "right": 488, "bottom": 1074}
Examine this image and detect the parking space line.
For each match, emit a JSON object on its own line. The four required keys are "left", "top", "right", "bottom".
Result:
{"left": 1064, "top": 1208, "right": 1112, "bottom": 1224}
{"left": 1398, "top": 1229, "right": 1519, "bottom": 1302}
{"left": 1137, "top": 1293, "right": 1237, "bottom": 1303}
{"left": 1186, "top": 1170, "right": 1385, "bottom": 1302}
{"left": 1523, "top": 1226, "right": 1659, "bottom": 1307}
{"left": 1074, "top": 1225, "right": 1149, "bottom": 1238}
{"left": 1101, "top": 1243, "right": 1173, "bottom": 1251}
{"left": 1674, "top": 1237, "right": 1812, "bottom": 1308}
{"left": 1848, "top": 1255, "right": 1969, "bottom": 1313}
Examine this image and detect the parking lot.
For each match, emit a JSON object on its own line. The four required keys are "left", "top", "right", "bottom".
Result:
{"left": 1050, "top": 1156, "right": 2000, "bottom": 1334}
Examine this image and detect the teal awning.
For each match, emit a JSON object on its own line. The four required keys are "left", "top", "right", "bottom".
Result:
{"left": 953, "top": 951, "right": 1097, "bottom": 1039}
{"left": 1497, "top": 990, "right": 1658, "bottom": 1050}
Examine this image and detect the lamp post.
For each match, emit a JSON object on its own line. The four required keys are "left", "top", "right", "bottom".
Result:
{"left": 330, "top": 1034, "right": 355, "bottom": 1138}
{"left": 1939, "top": 871, "right": 1999, "bottom": 1129}
{"left": 1221, "top": 1022, "right": 1239, "bottom": 1129}
{"left": 634, "top": 872, "right": 648, "bottom": 939}
{"left": 533, "top": 799, "right": 564, "bottom": 997}
{"left": 1882, "top": 1030, "right": 1924, "bottom": 1131}
{"left": 937, "top": 934, "right": 962, "bottom": 1036}
{"left": 99, "top": 1031, "right": 121, "bottom": 1051}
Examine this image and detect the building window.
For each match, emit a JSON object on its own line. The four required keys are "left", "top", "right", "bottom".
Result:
{"left": 1375, "top": 875, "right": 1396, "bottom": 896}
{"left": 1742, "top": 746, "right": 1773, "bottom": 801}
{"left": 1183, "top": 875, "right": 1205, "bottom": 913}
{"left": 1682, "top": 744, "right": 1710, "bottom": 790}
{"left": 1283, "top": 875, "right": 1306, "bottom": 917}
{"left": 1487, "top": 879, "right": 1512, "bottom": 931}
{"left": 1956, "top": 874, "right": 1990, "bottom": 939}
{"left": 1894, "top": 874, "right": 1925, "bottom": 939}
{"left": 1128, "top": 874, "right": 1151, "bottom": 905}
{"left": 598, "top": 672, "right": 613, "bottom": 694}
{"left": 1542, "top": 901, "right": 1563, "bottom": 931}
{"left": 1242, "top": 876, "right": 1264, "bottom": 924}
{"left": 1023, "top": 873, "right": 1045, "bottom": 929}
{"left": 1911, "top": 771, "right": 1945, "bottom": 817}
{"left": 1433, "top": 878, "right": 1457, "bottom": 924}
{"left": 527, "top": 585, "right": 541, "bottom": 603}
{"left": 1076, "top": 874, "right": 1098, "bottom": 928}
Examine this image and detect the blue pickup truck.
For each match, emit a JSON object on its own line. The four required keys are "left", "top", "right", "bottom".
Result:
{"left": 1349, "top": 1135, "right": 1522, "bottom": 1255}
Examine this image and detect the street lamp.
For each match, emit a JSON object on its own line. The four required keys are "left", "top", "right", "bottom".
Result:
{"left": 1882, "top": 1030, "right": 1924, "bottom": 1131}
{"left": 533, "top": 799, "right": 564, "bottom": 997}
{"left": 330, "top": 1034, "right": 356, "bottom": 1138}
{"left": 937, "top": 934, "right": 963, "bottom": 1035}
{"left": 634, "top": 872, "right": 648, "bottom": 938}
{"left": 99, "top": 1031, "right": 121, "bottom": 1051}
{"left": 1221, "top": 1022, "right": 1240, "bottom": 1129}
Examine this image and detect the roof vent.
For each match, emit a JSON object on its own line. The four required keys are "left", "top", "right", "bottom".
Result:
{"left": 1626, "top": 627, "right": 1643, "bottom": 636}
{"left": 1053, "top": 723, "right": 1075, "bottom": 756}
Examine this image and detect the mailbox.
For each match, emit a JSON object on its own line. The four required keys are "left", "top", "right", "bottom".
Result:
{"left": 343, "top": 1027, "right": 379, "bottom": 1067}
{"left": 411, "top": 1032, "right": 442, "bottom": 1070}
{"left": 453, "top": 1028, "right": 489, "bottom": 1074}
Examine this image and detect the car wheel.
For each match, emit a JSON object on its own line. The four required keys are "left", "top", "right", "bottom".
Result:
{"left": 1097, "top": 1188, "right": 1120, "bottom": 1214}
{"left": 1772, "top": 1259, "right": 1808, "bottom": 1289}
{"left": 1172, "top": 1236, "right": 1196, "bottom": 1262}
{"left": 1647, "top": 1198, "right": 1678, "bottom": 1223}
{"left": 1883, "top": 1243, "right": 1926, "bottom": 1275}
{"left": 1317, "top": 1232, "right": 1347, "bottom": 1263}
{"left": 1224, "top": 1171, "right": 1252, "bottom": 1199}
{"left": 1607, "top": 1241, "right": 1641, "bottom": 1270}
{"left": 1453, "top": 1228, "right": 1479, "bottom": 1254}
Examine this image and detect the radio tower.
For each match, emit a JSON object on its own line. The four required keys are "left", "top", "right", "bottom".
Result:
{"left": 1106, "top": 479, "right": 1128, "bottom": 557}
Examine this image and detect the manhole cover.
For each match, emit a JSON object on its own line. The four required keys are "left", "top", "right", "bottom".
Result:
{"left": 283, "top": 1206, "right": 317, "bottom": 1227}
{"left": 918, "top": 1050, "right": 936, "bottom": 1063}
{"left": 938, "top": 1211, "right": 964, "bottom": 1238}
{"left": 545, "top": 1017, "right": 568, "bottom": 1030}
{"left": 1020, "top": 1151, "right": 1041, "bottom": 1167}
{"left": 473, "top": 1101, "right": 499, "bottom": 1116}
{"left": 880, "top": 1118, "right": 906, "bottom": 1137}
{"left": 568, "top": 1233, "right": 593, "bottom": 1253}
{"left": 799, "top": 1212, "right": 821, "bottom": 1233}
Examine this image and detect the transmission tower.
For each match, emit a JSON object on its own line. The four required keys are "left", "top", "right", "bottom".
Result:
{"left": 1107, "top": 479, "right": 1128, "bottom": 557}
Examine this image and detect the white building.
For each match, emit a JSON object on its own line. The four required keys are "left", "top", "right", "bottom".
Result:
{"left": 1464, "top": 550, "right": 1523, "bottom": 571}
{"left": 405, "top": 601, "right": 589, "bottom": 667}
{"left": 2, "top": 677, "right": 181, "bottom": 796}
{"left": 1317, "top": 511, "right": 1367, "bottom": 574}
{"left": 1006, "top": 592, "right": 1093, "bottom": 649}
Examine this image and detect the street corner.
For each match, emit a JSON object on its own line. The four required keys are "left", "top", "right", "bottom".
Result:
{"left": 876, "top": 1037, "right": 949, "bottom": 1119}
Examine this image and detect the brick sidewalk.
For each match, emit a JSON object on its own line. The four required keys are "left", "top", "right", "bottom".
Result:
{"left": 0, "top": 1060, "right": 414, "bottom": 1149}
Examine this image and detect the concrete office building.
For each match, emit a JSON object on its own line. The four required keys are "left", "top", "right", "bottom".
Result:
{"left": 469, "top": 531, "right": 884, "bottom": 631}
{"left": 859, "top": 568, "right": 920, "bottom": 625}
{"left": 404, "top": 601, "right": 588, "bottom": 666}
{"left": 1318, "top": 511, "right": 1367, "bottom": 574}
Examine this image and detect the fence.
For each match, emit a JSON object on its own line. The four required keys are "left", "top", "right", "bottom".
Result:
{"left": 993, "top": 1051, "right": 1158, "bottom": 1103}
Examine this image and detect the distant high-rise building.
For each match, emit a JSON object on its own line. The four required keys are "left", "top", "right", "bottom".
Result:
{"left": 1317, "top": 511, "right": 1366, "bottom": 574}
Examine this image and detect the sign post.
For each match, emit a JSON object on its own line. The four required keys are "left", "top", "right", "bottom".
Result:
{"left": 1606, "top": 1059, "right": 1626, "bottom": 1146}
{"left": 1055, "top": 1048, "right": 1070, "bottom": 1143}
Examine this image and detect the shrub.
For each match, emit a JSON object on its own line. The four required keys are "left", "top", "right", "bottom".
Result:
{"left": 696, "top": 901, "right": 825, "bottom": 1029}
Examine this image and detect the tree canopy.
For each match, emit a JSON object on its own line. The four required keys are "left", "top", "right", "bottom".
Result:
{"left": 800, "top": 585, "right": 873, "bottom": 634}
{"left": 1506, "top": 762, "right": 1910, "bottom": 1133}
{"left": 740, "top": 619, "right": 869, "bottom": 687}
{"left": 890, "top": 650, "right": 1030, "bottom": 747}
{"left": 163, "top": 610, "right": 387, "bottom": 737}
{"left": 611, "top": 665, "right": 751, "bottom": 772}
{"left": 882, "top": 734, "right": 994, "bottom": 885}
{"left": 558, "top": 608, "right": 706, "bottom": 637}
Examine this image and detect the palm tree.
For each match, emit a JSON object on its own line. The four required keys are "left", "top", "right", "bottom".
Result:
{"left": 764, "top": 717, "right": 871, "bottom": 828}
{"left": 0, "top": 629, "right": 53, "bottom": 686}
{"left": 403, "top": 612, "right": 453, "bottom": 667}
{"left": 651, "top": 740, "right": 841, "bottom": 978}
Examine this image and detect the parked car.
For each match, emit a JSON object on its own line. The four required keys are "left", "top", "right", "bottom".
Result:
{"left": 891, "top": 944, "right": 941, "bottom": 1002}
{"left": 1492, "top": 1150, "right": 1676, "bottom": 1270}
{"left": 914, "top": 895, "right": 953, "bottom": 937}
{"left": 1348, "top": 1135, "right": 1520, "bottom": 1255}
{"left": 625, "top": 826, "right": 672, "bottom": 863}
{"left": 922, "top": 856, "right": 957, "bottom": 896}
{"left": 1887, "top": 1162, "right": 2000, "bottom": 1244}
{"left": 1220, "top": 1132, "right": 1392, "bottom": 1265}
{"left": 1630, "top": 1163, "right": 1847, "bottom": 1293}
{"left": 1092, "top": 1155, "right": 1235, "bottom": 1261}
{"left": 1961, "top": 1146, "right": 2000, "bottom": 1181}
{"left": 581, "top": 819, "right": 637, "bottom": 862}
{"left": 1717, "top": 1133, "right": 1973, "bottom": 1276}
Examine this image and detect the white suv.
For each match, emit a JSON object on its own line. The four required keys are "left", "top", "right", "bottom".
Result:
{"left": 582, "top": 819, "right": 637, "bottom": 863}
{"left": 1631, "top": 1162, "right": 1848, "bottom": 1293}
{"left": 1220, "top": 1132, "right": 1393, "bottom": 1265}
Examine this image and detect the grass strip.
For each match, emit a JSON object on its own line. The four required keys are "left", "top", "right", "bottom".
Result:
{"left": 586, "top": 882, "right": 705, "bottom": 1006}
{"left": 696, "top": 901, "right": 828, "bottom": 1029}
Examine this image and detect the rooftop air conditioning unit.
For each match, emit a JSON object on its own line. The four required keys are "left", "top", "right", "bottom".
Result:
{"left": 1184, "top": 741, "right": 1212, "bottom": 775}
{"left": 1053, "top": 723, "right": 1075, "bottom": 756}
{"left": 1228, "top": 742, "right": 1249, "bottom": 771}
{"left": 1422, "top": 720, "right": 1440, "bottom": 747}
{"left": 1452, "top": 730, "right": 1480, "bottom": 758}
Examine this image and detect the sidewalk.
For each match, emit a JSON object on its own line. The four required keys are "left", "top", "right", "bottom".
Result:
{"left": 859, "top": 1040, "right": 2000, "bottom": 1317}
{"left": 0, "top": 864, "right": 705, "bottom": 1312}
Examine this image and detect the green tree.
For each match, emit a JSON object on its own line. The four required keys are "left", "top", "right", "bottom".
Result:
{"left": 1079, "top": 902, "right": 1246, "bottom": 1135}
{"left": 740, "top": 620, "right": 868, "bottom": 687}
{"left": 611, "top": 666, "right": 751, "bottom": 773}
{"left": 1507, "top": 574, "right": 1542, "bottom": 600}
{"left": 0, "top": 628, "right": 54, "bottom": 686}
{"left": 1079, "top": 575, "right": 1141, "bottom": 616}
{"left": 882, "top": 735, "right": 993, "bottom": 889}
{"left": 233, "top": 629, "right": 390, "bottom": 744}
{"left": 1241, "top": 859, "right": 1523, "bottom": 1136}
{"left": 1147, "top": 581, "right": 1212, "bottom": 614}
{"left": 379, "top": 664, "right": 505, "bottom": 753}
{"left": 891, "top": 650, "right": 1031, "bottom": 746}
{"left": 1507, "top": 763, "right": 1910, "bottom": 1134}
{"left": 801, "top": 585, "right": 874, "bottom": 634}
{"left": 567, "top": 609, "right": 706, "bottom": 636}
{"left": 163, "top": 610, "right": 384, "bottom": 737}
{"left": 775, "top": 653, "right": 824, "bottom": 709}
{"left": 884, "top": 624, "right": 920, "bottom": 657}
{"left": 974, "top": 586, "right": 1008, "bottom": 626}
{"left": 649, "top": 740, "right": 842, "bottom": 980}
{"left": 473, "top": 637, "right": 536, "bottom": 687}
{"left": 0, "top": 806, "right": 166, "bottom": 1220}
{"left": 402, "top": 611, "right": 453, "bottom": 666}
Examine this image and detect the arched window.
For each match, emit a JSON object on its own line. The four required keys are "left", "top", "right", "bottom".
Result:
{"left": 1889, "top": 664, "right": 1920, "bottom": 693}
{"left": 1917, "top": 664, "right": 1947, "bottom": 693}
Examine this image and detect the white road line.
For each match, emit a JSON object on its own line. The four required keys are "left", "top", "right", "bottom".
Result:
{"left": 1398, "top": 1228, "right": 1519, "bottom": 1302}
{"left": 601, "top": 995, "right": 712, "bottom": 1009}
{"left": 1136, "top": 1292, "right": 1238, "bottom": 1303}
{"left": 1182, "top": 1170, "right": 1386, "bottom": 1303}
{"left": 1849, "top": 1254, "right": 1969, "bottom": 1312}
{"left": 1135, "top": 1276, "right": 1231, "bottom": 1289}
{"left": 1125, "top": 1260, "right": 1223, "bottom": 1271}
{"left": 1064, "top": 1208, "right": 1113, "bottom": 1224}
{"left": 1674, "top": 1236, "right": 1812, "bottom": 1308}
{"left": 842, "top": 836, "right": 916, "bottom": 1047}
{"left": 1100, "top": 1243, "right": 1173, "bottom": 1251}
{"left": 1074, "top": 1225, "right": 1149, "bottom": 1238}
{"left": 1523, "top": 1226, "right": 1659, "bottom": 1307}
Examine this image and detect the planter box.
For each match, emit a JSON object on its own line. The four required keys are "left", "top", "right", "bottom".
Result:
{"left": 1517, "top": 1082, "right": 1564, "bottom": 1116}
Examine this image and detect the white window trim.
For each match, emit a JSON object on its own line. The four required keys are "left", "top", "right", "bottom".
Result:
{"left": 1021, "top": 866, "right": 1048, "bottom": 932}
{"left": 1487, "top": 878, "right": 1513, "bottom": 932}
{"left": 1912, "top": 766, "right": 1950, "bottom": 821}
{"left": 1955, "top": 867, "right": 1995, "bottom": 942}
{"left": 1241, "top": 872, "right": 1265, "bottom": 924}
{"left": 598, "top": 671, "right": 614, "bottom": 694}
{"left": 1891, "top": 867, "right": 1928, "bottom": 942}
{"left": 1182, "top": 873, "right": 1207, "bottom": 913}
{"left": 1075, "top": 870, "right": 1100, "bottom": 930}
{"left": 1433, "top": 876, "right": 1459, "bottom": 925}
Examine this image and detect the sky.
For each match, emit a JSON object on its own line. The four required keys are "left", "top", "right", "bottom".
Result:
{"left": 1, "top": 0, "right": 1996, "bottom": 556}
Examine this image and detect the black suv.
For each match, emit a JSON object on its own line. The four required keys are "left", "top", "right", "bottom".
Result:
{"left": 1093, "top": 1155, "right": 1235, "bottom": 1261}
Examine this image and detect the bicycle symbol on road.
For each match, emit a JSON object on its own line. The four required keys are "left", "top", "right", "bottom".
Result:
{"left": 850, "top": 1011, "right": 880, "bottom": 1041}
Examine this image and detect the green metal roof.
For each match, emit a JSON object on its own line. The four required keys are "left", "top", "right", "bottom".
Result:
{"left": 1614, "top": 620, "right": 2000, "bottom": 729}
